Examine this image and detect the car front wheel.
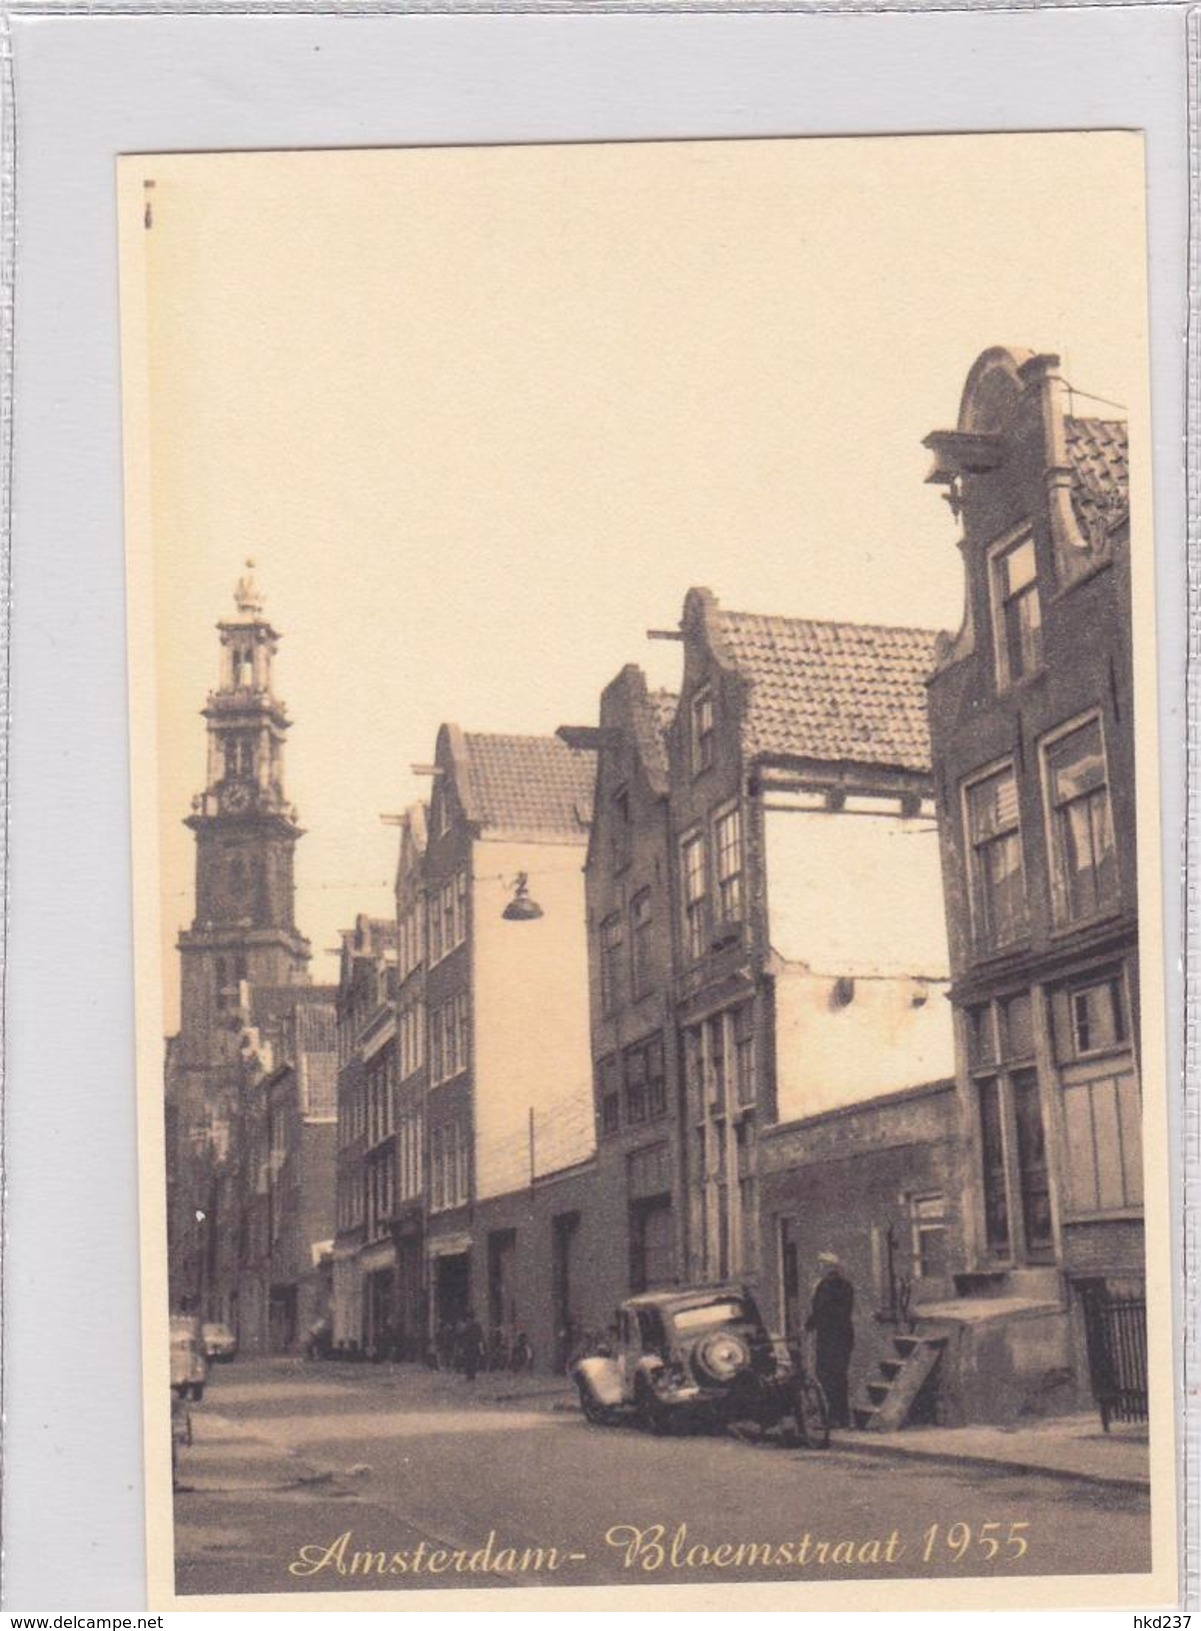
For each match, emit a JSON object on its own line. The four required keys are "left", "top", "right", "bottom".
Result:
{"left": 576, "top": 1377, "right": 618, "bottom": 1427}
{"left": 635, "top": 1377, "right": 673, "bottom": 1437}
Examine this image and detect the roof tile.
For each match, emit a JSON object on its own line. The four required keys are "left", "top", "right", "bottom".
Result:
{"left": 1065, "top": 417, "right": 1129, "bottom": 540}
{"left": 463, "top": 733, "right": 595, "bottom": 835}
{"left": 714, "top": 610, "right": 939, "bottom": 773}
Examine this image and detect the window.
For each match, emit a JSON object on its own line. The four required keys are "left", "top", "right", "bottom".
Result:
{"left": 430, "top": 992, "right": 470, "bottom": 1083}
{"left": 970, "top": 992, "right": 1053, "bottom": 1264}
{"left": 430, "top": 1116, "right": 469, "bottom": 1211}
{"left": 644, "top": 1036, "right": 667, "bottom": 1119}
{"left": 623, "top": 1035, "right": 666, "bottom": 1125}
{"left": 707, "top": 1014, "right": 727, "bottom": 1111}
{"left": 1066, "top": 977, "right": 1128, "bottom": 1057}
{"left": 630, "top": 889, "right": 653, "bottom": 997}
{"left": 625, "top": 1045, "right": 648, "bottom": 1124}
{"left": 600, "top": 913, "right": 623, "bottom": 1015}
{"left": 992, "top": 534, "right": 1042, "bottom": 686}
{"left": 1043, "top": 717, "right": 1118, "bottom": 924}
{"left": 601, "top": 1089, "right": 621, "bottom": 1137}
{"left": 1000, "top": 991, "right": 1034, "bottom": 1060}
{"left": 430, "top": 1125, "right": 445, "bottom": 1211}
{"left": 397, "top": 904, "right": 423, "bottom": 981}
{"left": 223, "top": 732, "right": 255, "bottom": 779}
{"left": 911, "top": 1193, "right": 949, "bottom": 1279}
{"left": 965, "top": 765, "right": 1027, "bottom": 952}
{"left": 597, "top": 1056, "right": 621, "bottom": 1137}
{"left": 456, "top": 867, "right": 469, "bottom": 943}
{"left": 685, "top": 1026, "right": 704, "bottom": 1121}
{"left": 454, "top": 1119, "right": 470, "bottom": 1204}
{"left": 455, "top": 992, "right": 470, "bottom": 1075}
{"left": 691, "top": 689, "right": 715, "bottom": 775}
{"left": 966, "top": 1002, "right": 998, "bottom": 1070}
{"left": 427, "top": 869, "right": 468, "bottom": 966}
{"left": 398, "top": 1005, "right": 424, "bottom": 1081}
{"left": 1053, "top": 973, "right": 1142, "bottom": 1216}
{"left": 367, "top": 1150, "right": 395, "bottom": 1238}
{"left": 734, "top": 1005, "right": 756, "bottom": 1106}
{"left": 714, "top": 804, "right": 743, "bottom": 923}
{"left": 398, "top": 1109, "right": 423, "bottom": 1202}
{"left": 681, "top": 831, "right": 708, "bottom": 961}
{"left": 977, "top": 1078, "right": 1011, "bottom": 1256}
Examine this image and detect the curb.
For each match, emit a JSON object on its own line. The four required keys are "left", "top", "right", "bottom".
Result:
{"left": 829, "top": 1434, "right": 1151, "bottom": 1493}
{"left": 488, "top": 1387, "right": 576, "bottom": 1404}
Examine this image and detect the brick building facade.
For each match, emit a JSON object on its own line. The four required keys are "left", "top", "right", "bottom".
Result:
{"left": 421, "top": 726, "right": 602, "bottom": 1367}
{"left": 922, "top": 346, "right": 1141, "bottom": 1417}
{"left": 559, "top": 666, "right": 683, "bottom": 1345}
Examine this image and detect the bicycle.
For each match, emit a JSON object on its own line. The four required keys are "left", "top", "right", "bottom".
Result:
{"left": 790, "top": 1366, "right": 831, "bottom": 1449}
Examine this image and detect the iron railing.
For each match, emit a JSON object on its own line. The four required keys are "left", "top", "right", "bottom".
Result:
{"left": 1078, "top": 1285, "right": 1148, "bottom": 1431}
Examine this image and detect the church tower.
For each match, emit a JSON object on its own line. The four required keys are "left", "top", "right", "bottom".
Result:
{"left": 177, "top": 563, "right": 311, "bottom": 1079}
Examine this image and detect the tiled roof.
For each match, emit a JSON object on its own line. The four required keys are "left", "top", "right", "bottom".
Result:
{"left": 1066, "top": 417, "right": 1128, "bottom": 540}
{"left": 714, "top": 609, "right": 939, "bottom": 773}
{"left": 463, "top": 733, "right": 595, "bottom": 836}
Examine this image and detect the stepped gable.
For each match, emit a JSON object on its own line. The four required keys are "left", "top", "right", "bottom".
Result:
{"left": 714, "top": 606, "right": 940, "bottom": 774}
{"left": 632, "top": 685, "right": 678, "bottom": 795}
{"left": 462, "top": 732, "right": 596, "bottom": 835}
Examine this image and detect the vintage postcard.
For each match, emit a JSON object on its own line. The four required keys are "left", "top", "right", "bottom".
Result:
{"left": 119, "top": 134, "right": 1176, "bottom": 1609}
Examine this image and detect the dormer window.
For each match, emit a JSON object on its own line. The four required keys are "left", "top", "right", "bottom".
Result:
{"left": 691, "top": 688, "right": 715, "bottom": 775}
{"left": 991, "top": 534, "right": 1043, "bottom": 688}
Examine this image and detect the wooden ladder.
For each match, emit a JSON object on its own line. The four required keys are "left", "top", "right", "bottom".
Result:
{"left": 854, "top": 1332, "right": 945, "bottom": 1431}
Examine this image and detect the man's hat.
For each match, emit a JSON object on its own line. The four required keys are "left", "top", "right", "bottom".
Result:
{"left": 817, "top": 1251, "right": 841, "bottom": 1267}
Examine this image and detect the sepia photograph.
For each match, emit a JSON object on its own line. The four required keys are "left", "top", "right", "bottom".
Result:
{"left": 118, "top": 132, "right": 1173, "bottom": 1608}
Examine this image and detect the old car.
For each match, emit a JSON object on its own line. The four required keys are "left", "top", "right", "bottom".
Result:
{"left": 170, "top": 1313, "right": 208, "bottom": 1402}
{"left": 573, "top": 1286, "right": 828, "bottom": 1446}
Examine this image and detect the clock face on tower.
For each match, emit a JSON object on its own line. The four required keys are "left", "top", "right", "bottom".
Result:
{"left": 220, "top": 780, "right": 255, "bottom": 814}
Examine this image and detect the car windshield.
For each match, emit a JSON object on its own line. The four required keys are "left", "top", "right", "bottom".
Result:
{"left": 671, "top": 1300, "right": 751, "bottom": 1333}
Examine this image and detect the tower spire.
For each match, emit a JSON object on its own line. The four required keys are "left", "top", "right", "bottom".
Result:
{"left": 181, "top": 573, "right": 308, "bottom": 950}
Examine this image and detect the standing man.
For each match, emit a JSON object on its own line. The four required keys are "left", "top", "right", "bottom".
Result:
{"left": 805, "top": 1251, "right": 855, "bottom": 1428}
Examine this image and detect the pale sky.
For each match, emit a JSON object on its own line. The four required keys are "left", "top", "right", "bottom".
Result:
{"left": 125, "top": 134, "right": 1148, "bottom": 1032}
